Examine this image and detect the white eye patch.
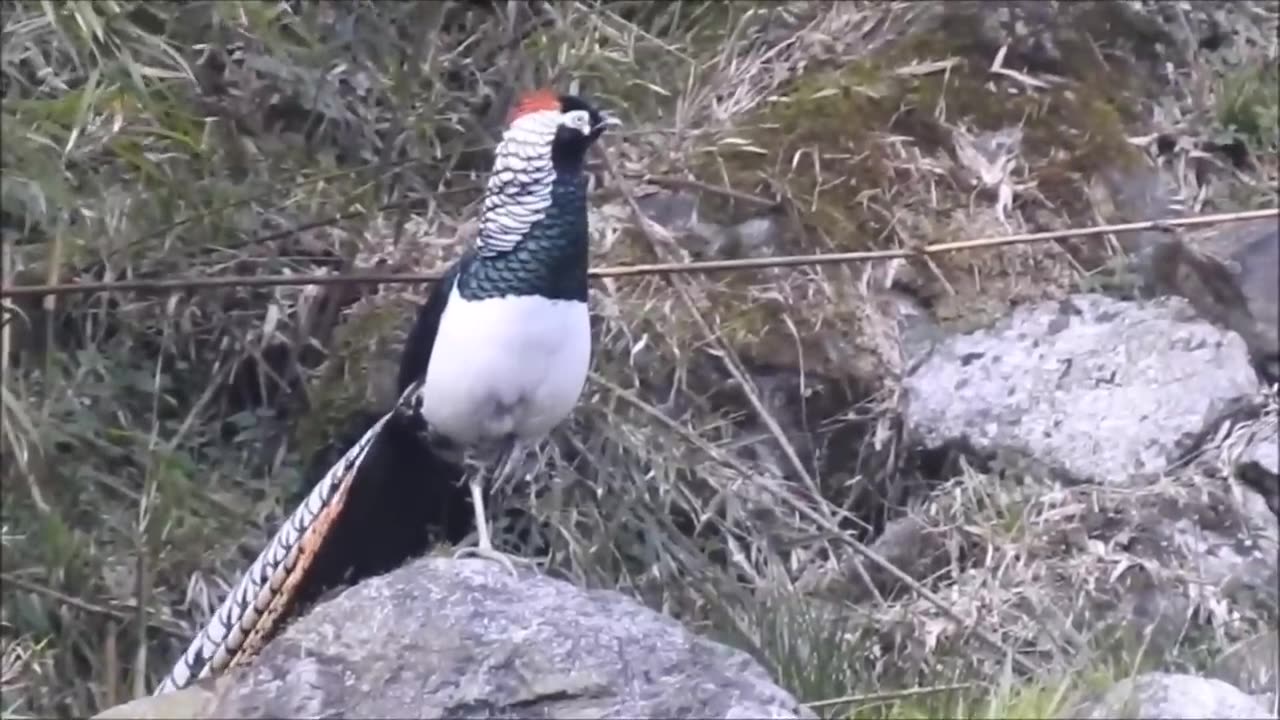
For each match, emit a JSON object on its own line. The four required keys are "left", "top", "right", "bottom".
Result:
{"left": 560, "top": 109, "right": 592, "bottom": 134}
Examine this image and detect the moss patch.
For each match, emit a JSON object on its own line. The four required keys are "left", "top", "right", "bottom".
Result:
{"left": 685, "top": 3, "right": 1160, "bottom": 350}
{"left": 704, "top": 14, "right": 1144, "bottom": 249}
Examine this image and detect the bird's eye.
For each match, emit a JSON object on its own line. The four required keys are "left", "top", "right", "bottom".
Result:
{"left": 561, "top": 110, "right": 591, "bottom": 134}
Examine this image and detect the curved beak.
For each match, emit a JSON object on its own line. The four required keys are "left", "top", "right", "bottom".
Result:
{"left": 595, "top": 112, "right": 622, "bottom": 132}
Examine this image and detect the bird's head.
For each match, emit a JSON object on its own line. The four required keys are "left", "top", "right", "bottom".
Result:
{"left": 500, "top": 88, "right": 619, "bottom": 173}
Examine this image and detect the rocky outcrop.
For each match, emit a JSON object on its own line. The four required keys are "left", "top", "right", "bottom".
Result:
{"left": 805, "top": 291, "right": 1277, "bottom": 700}
{"left": 902, "top": 293, "right": 1260, "bottom": 485}
{"left": 1145, "top": 219, "right": 1280, "bottom": 383}
{"left": 1071, "top": 672, "right": 1275, "bottom": 719}
{"left": 95, "top": 558, "right": 812, "bottom": 719}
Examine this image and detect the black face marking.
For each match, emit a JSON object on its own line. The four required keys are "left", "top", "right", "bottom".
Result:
{"left": 551, "top": 94, "right": 609, "bottom": 174}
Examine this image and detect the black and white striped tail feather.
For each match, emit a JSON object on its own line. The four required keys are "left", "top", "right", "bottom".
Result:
{"left": 153, "top": 410, "right": 393, "bottom": 695}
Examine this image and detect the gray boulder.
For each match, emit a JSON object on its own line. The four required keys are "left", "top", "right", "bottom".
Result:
{"left": 1209, "top": 629, "right": 1279, "bottom": 697}
{"left": 903, "top": 293, "right": 1260, "bottom": 485}
{"left": 1187, "top": 218, "right": 1280, "bottom": 379}
{"left": 1071, "top": 671, "right": 1275, "bottom": 719}
{"left": 97, "top": 557, "right": 811, "bottom": 719}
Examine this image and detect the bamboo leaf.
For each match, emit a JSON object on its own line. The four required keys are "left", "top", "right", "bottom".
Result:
{"left": 62, "top": 64, "right": 100, "bottom": 159}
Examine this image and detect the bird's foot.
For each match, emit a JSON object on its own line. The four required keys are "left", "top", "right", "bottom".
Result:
{"left": 451, "top": 543, "right": 533, "bottom": 578}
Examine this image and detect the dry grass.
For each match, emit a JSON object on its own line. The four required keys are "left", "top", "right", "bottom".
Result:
{"left": 2, "top": 1, "right": 1277, "bottom": 718}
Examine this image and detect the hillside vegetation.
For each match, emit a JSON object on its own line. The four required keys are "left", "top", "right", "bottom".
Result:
{"left": 2, "top": 2, "right": 1277, "bottom": 718}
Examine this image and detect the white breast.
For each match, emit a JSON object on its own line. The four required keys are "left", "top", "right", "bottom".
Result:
{"left": 417, "top": 283, "right": 591, "bottom": 446}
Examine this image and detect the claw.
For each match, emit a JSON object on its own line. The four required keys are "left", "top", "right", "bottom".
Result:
{"left": 451, "top": 544, "right": 530, "bottom": 578}
{"left": 456, "top": 456, "right": 536, "bottom": 578}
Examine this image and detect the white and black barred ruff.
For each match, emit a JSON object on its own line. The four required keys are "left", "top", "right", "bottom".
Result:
{"left": 476, "top": 109, "right": 560, "bottom": 257}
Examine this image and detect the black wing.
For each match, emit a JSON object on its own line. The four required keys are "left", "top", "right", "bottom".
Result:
{"left": 287, "top": 251, "right": 474, "bottom": 608}
{"left": 279, "top": 251, "right": 475, "bottom": 618}
{"left": 157, "top": 258, "right": 477, "bottom": 694}
{"left": 396, "top": 252, "right": 471, "bottom": 394}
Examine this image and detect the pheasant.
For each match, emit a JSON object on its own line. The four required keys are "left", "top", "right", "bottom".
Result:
{"left": 153, "top": 89, "right": 618, "bottom": 695}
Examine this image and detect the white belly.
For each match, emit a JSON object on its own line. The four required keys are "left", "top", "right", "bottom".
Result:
{"left": 417, "top": 284, "right": 591, "bottom": 446}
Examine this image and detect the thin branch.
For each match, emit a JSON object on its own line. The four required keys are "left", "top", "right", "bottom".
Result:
{"left": 1, "top": 572, "right": 188, "bottom": 641}
{"left": 2, "top": 208, "right": 1274, "bottom": 299}
{"left": 643, "top": 173, "right": 782, "bottom": 208}
{"left": 129, "top": 157, "right": 439, "bottom": 246}
{"left": 804, "top": 683, "right": 974, "bottom": 710}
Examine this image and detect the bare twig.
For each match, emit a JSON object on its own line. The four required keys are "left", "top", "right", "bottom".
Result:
{"left": 3, "top": 208, "right": 1274, "bottom": 299}
{"left": 643, "top": 173, "right": 782, "bottom": 208}
{"left": 0, "top": 383, "right": 51, "bottom": 516}
{"left": 118, "top": 156, "right": 474, "bottom": 255}
{"left": 0, "top": 573, "right": 187, "bottom": 640}
{"left": 805, "top": 682, "right": 974, "bottom": 709}
{"left": 381, "top": 1, "right": 442, "bottom": 250}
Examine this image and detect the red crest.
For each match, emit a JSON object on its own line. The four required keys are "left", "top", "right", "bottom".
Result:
{"left": 507, "top": 88, "right": 561, "bottom": 123}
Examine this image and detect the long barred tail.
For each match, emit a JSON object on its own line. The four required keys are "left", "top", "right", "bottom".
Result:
{"left": 153, "top": 410, "right": 394, "bottom": 695}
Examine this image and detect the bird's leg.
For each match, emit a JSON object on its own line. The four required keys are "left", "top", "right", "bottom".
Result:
{"left": 467, "top": 472, "right": 497, "bottom": 552}
{"left": 452, "top": 440, "right": 534, "bottom": 576}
